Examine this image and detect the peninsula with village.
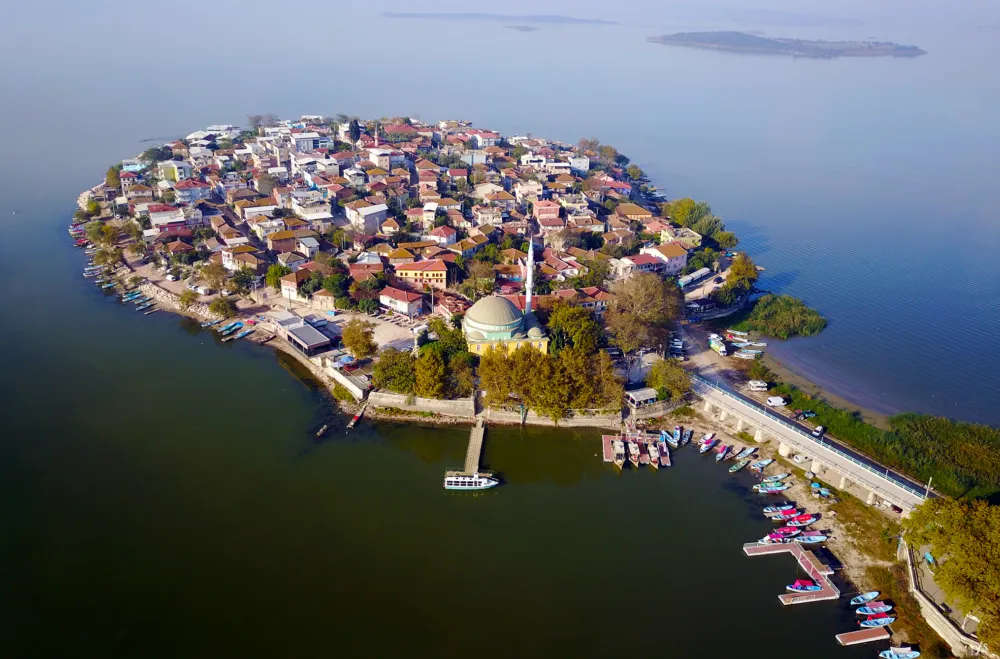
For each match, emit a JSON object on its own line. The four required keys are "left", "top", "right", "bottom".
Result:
{"left": 71, "top": 114, "right": 999, "bottom": 657}
{"left": 648, "top": 31, "right": 927, "bottom": 59}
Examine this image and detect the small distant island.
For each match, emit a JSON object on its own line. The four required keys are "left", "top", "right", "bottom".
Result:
{"left": 384, "top": 12, "right": 616, "bottom": 26}
{"left": 505, "top": 25, "right": 540, "bottom": 33}
{"left": 648, "top": 31, "right": 926, "bottom": 59}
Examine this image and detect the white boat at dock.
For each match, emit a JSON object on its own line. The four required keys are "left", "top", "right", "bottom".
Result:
{"left": 612, "top": 440, "right": 626, "bottom": 469}
{"left": 444, "top": 473, "right": 499, "bottom": 491}
{"left": 648, "top": 442, "right": 660, "bottom": 469}
{"left": 628, "top": 441, "right": 641, "bottom": 467}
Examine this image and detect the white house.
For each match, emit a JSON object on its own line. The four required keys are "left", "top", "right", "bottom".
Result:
{"left": 639, "top": 242, "right": 689, "bottom": 276}
{"left": 427, "top": 225, "right": 458, "bottom": 246}
{"left": 568, "top": 155, "right": 590, "bottom": 174}
{"left": 379, "top": 286, "right": 424, "bottom": 317}
{"left": 296, "top": 237, "right": 320, "bottom": 259}
{"left": 173, "top": 179, "right": 213, "bottom": 204}
{"left": 345, "top": 203, "right": 387, "bottom": 235}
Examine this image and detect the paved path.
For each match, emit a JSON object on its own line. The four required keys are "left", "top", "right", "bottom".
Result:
{"left": 692, "top": 375, "right": 931, "bottom": 510}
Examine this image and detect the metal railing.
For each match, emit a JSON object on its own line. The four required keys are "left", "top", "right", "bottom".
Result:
{"left": 693, "top": 375, "right": 928, "bottom": 504}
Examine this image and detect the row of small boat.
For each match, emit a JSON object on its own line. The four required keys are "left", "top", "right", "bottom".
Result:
{"left": 661, "top": 425, "right": 693, "bottom": 449}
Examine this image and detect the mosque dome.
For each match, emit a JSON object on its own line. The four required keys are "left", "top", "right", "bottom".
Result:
{"left": 465, "top": 296, "right": 522, "bottom": 331}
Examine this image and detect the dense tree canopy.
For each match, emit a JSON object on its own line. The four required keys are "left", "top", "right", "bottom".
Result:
{"left": 265, "top": 264, "right": 292, "bottom": 290}
{"left": 547, "top": 303, "right": 601, "bottom": 355}
{"left": 606, "top": 273, "right": 681, "bottom": 355}
{"left": 341, "top": 319, "right": 377, "bottom": 359}
{"left": 646, "top": 358, "right": 691, "bottom": 402}
{"left": 903, "top": 499, "right": 1000, "bottom": 651}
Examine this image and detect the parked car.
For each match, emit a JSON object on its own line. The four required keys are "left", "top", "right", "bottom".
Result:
{"left": 166, "top": 273, "right": 178, "bottom": 281}
{"left": 811, "top": 426, "right": 825, "bottom": 437}
{"left": 714, "top": 277, "right": 724, "bottom": 283}
{"left": 186, "top": 282, "right": 199, "bottom": 291}
{"left": 767, "top": 396, "right": 787, "bottom": 407}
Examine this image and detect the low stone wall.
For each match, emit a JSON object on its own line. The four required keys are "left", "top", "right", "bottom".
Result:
{"left": 631, "top": 400, "right": 682, "bottom": 420}
{"left": 486, "top": 408, "right": 621, "bottom": 429}
{"left": 367, "top": 391, "right": 475, "bottom": 418}
{"left": 138, "top": 280, "right": 219, "bottom": 320}
{"left": 902, "top": 543, "right": 994, "bottom": 658}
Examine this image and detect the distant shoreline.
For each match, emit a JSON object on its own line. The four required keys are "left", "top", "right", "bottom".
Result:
{"left": 648, "top": 31, "right": 926, "bottom": 59}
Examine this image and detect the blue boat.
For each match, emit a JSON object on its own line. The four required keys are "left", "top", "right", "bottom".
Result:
{"left": 858, "top": 602, "right": 893, "bottom": 615}
{"left": 232, "top": 328, "right": 254, "bottom": 340}
{"left": 672, "top": 425, "right": 682, "bottom": 444}
{"left": 132, "top": 296, "right": 151, "bottom": 305}
{"left": 786, "top": 579, "right": 822, "bottom": 593}
{"left": 749, "top": 459, "right": 774, "bottom": 473}
{"left": 217, "top": 321, "right": 239, "bottom": 333}
{"left": 682, "top": 429, "right": 693, "bottom": 445}
{"left": 135, "top": 302, "right": 154, "bottom": 311}
{"left": 879, "top": 647, "right": 920, "bottom": 659}
{"left": 100, "top": 282, "right": 116, "bottom": 289}
{"left": 200, "top": 319, "right": 220, "bottom": 328}
{"left": 220, "top": 322, "right": 244, "bottom": 337}
{"left": 860, "top": 616, "right": 895, "bottom": 628}
{"left": 850, "top": 591, "right": 880, "bottom": 606}
{"left": 735, "top": 446, "right": 756, "bottom": 460}
{"left": 121, "top": 292, "right": 142, "bottom": 301}
{"left": 661, "top": 429, "right": 679, "bottom": 449}
{"left": 698, "top": 438, "right": 717, "bottom": 455}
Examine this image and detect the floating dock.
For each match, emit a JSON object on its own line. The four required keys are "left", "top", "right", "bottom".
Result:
{"left": 602, "top": 435, "right": 615, "bottom": 463}
{"left": 743, "top": 543, "right": 840, "bottom": 605}
{"left": 835, "top": 628, "right": 891, "bottom": 646}
{"left": 602, "top": 431, "right": 670, "bottom": 468}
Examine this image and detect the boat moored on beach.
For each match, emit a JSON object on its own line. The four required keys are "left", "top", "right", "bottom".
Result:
{"left": 681, "top": 428, "right": 693, "bottom": 445}
{"left": 699, "top": 438, "right": 717, "bottom": 454}
{"left": 762, "top": 473, "right": 789, "bottom": 483}
{"left": 756, "top": 484, "right": 791, "bottom": 494}
{"left": 749, "top": 459, "right": 774, "bottom": 473}
{"left": 729, "top": 458, "right": 750, "bottom": 473}
{"left": 769, "top": 509, "right": 801, "bottom": 521}
{"left": 793, "top": 534, "right": 827, "bottom": 544}
{"left": 763, "top": 504, "right": 795, "bottom": 515}
{"left": 715, "top": 444, "right": 729, "bottom": 462}
{"left": 735, "top": 446, "right": 755, "bottom": 460}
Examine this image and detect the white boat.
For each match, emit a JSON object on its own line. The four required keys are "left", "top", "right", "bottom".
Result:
{"left": 444, "top": 473, "right": 499, "bottom": 491}
{"left": 648, "top": 442, "right": 660, "bottom": 469}
{"left": 612, "top": 440, "right": 626, "bottom": 469}
{"left": 726, "top": 329, "right": 749, "bottom": 336}
{"left": 734, "top": 352, "right": 758, "bottom": 360}
{"left": 628, "top": 441, "right": 641, "bottom": 467}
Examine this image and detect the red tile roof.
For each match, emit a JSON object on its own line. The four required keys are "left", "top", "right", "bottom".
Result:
{"left": 380, "top": 285, "right": 424, "bottom": 303}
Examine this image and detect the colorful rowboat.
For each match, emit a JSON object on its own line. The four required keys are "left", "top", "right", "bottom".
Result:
{"left": 681, "top": 429, "right": 693, "bottom": 445}
{"left": 857, "top": 602, "right": 893, "bottom": 615}
{"left": 860, "top": 615, "right": 895, "bottom": 628}
{"left": 762, "top": 473, "right": 789, "bottom": 483}
{"left": 879, "top": 647, "right": 920, "bottom": 659}
{"left": 735, "top": 446, "right": 755, "bottom": 460}
{"left": 769, "top": 509, "right": 801, "bottom": 521}
{"left": 850, "top": 591, "right": 880, "bottom": 606}
{"left": 763, "top": 504, "right": 795, "bottom": 515}
{"left": 756, "top": 484, "right": 791, "bottom": 494}
{"left": 729, "top": 458, "right": 750, "bottom": 473}
{"left": 715, "top": 444, "right": 729, "bottom": 462}
{"left": 786, "top": 579, "right": 821, "bottom": 593}
{"left": 787, "top": 514, "right": 818, "bottom": 527}
{"left": 135, "top": 302, "right": 154, "bottom": 311}
{"left": 699, "top": 438, "right": 718, "bottom": 455}
{"left": 749, "top": 459, "right": 774, "bottom": 473}
{"left": 793, "top": 534, "right": 827, "bottom": 544}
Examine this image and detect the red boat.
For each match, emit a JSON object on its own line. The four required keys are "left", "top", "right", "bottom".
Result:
{"left": 769, "top": 509, "right": 801, "bottom": 521}
{"left": 788, "top": 514, "right": 818, "bottom": 527}
{"left": 772, "top": 526, "right": 801, "bottom": 537}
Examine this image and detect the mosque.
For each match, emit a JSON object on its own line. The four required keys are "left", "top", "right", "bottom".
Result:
{"left": 463, "top": 240, "right": 549, "bottom": 355}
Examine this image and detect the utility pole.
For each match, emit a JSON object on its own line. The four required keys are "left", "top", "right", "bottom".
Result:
{"left": 924, "top": 476, "right": 933, "bottom": 500}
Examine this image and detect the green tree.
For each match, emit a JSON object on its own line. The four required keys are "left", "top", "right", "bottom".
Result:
{"left": 903, "top": 498, "right": 1000, "bottom": 651}
{"left": 626, "top": 164, "right": 644, "bottom": 180}
{"left": 593, "top": 351, "right": 625, "bottom": 409}
{"left": 371, "top": 348, "right": 416, "bottom": 394}
{"left": 209, "top": 297, "right": 237, "bottom": 318}
{"left": 477, "top": 346, "right": 512, "bottom": 409}
{"left": 558, "top": 346, "right": 597, "bottom": 409}
{"left": 358, "top": 298, "right": 379, "bottom": 314}
{"left": 691, "top": 214, "right": 725, "bottom": 239}
{"left": 715, "top": 231, "right": 739, "bottom": 249}
{"left": 85, "top": 220, "right": 104, "bottom": 244}
{"left": 232, "top": 267, "right": 256, "bottom": 294}
{"left": 646, "top": 358, "right": 691, "bottom": 402}
{"left": 105, "top": 166, "right": 121, "bottom": 190}
{"left": 200, "top": 261, "right": 228, "bottom": 292}
{"left": 349, "top": 118, "right": 361, "bottom": 142}
{"left": 446, "top": 355, "right": 475, "bottom": 398}
{"left": 665, "top": 198, "right": 711, "bottom": 227}
{"left": 178, "top": 289, "right": 198, "bottom": 310}
{"left": 728, "top": 253, "right": 759, "bottom": 288}
{"left": 414, "top": 351, "right": 446, "bottom": 398}
{"left": 266, "top": 264, "right": 292, "bottom": 290}
{"left": 427, "top": 317, "right": 467, "bottom": 359}
{"left": 342, "top": 319, "right": 377, "bottom": 359}
{"left": 547, "top": 302, "right": 601, "bottom": 355}
{"left": 100, "top": 223, "right": 121, "bottom": 247}
{"left": 86, "top": 199, "right": 101, "bottom": 217}
{"left": 524, "top": 354, "right": 570, "bottom": 422}
{"left": 747, "top": 360, "right": 773, "bottom": 383}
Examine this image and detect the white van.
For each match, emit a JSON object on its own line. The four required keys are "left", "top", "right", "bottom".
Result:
{"left": 748, "top": 380, "right": 768, "bottom": 392}
{"left": 767, "top": 396, "right": 787, "bottom": 407}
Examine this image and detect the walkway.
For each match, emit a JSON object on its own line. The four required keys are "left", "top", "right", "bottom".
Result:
{"left": 464, "top": 417, "right": 485, "bottom": 474}
{"left": 744, "top": 542, "right": 840, "bottom": 605}
{"left": 694, "top": 375, "right": 930, "bottom": 510}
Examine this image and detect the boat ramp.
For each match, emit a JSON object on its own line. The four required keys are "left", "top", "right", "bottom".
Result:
{"left": 743, "top": 542, "right": 840, "bottom": 605}
{"left": 444, "top": 416, "right": 493, "bottom": 480}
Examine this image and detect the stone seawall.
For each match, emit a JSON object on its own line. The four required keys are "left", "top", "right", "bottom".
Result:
{"left": 367, "top": 391, "right": 476, "bottom": 418}
{"left": 486, "top": 408, "right": 621, "bottom": 429}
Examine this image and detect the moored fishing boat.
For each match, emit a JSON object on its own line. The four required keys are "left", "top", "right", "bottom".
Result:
{"left": 857, "top": 602, "right": 893, "bottom": 615}
{"left": 648, "top": 442, "right": 660, "bottom": 469}
{"left": 729, "top": 458, "right": 750, "bottom": 473}
{"left": 733, "top": 352, "right": 758, "bottom": 360}
{"left": 612, "top": 440, "right": 626, "bottom": 469}
{"left": 217, "top": 321, "right": 239, "bottom": 333}
{"left": 628, "top": 441, "right": 640, "bottom": 467}
{"left": 135, "top": 302, "right": 154, "bottom": 311}
{"left": 860, "top": 614, "right": 895, "bottom": 628}
{"left": 769, "top": 509, "right": 801, "bottom": 521}
{"left": 747, "top": 341, "right": 768, "bottom": 347}
{"left": 699, "top": 438, "right": 718, "bottom": 454}
{"left": 200, "top": 319, "right": 220, "bottom": 328}
{"left": 220, "top": 322, "right": 244, "bottom": 337}
{"left": 726, "top": 329, "right": 749, "bottom": 336}
{"left": 793, "top": 534, "right": 827, "bottom": 544}
{"left": 715, "top": 444, "right": 729, "bottom": 462}
{"left": 662, "top": 429, "right": 679, "bottom": 449}
{"left": 756, "top": 484, "right": 790, "bottom": 494}
{"left": 100, "top": 282, "right": 116, "bottom": 289}
{"left": 763, "top": 504, "right": 795, "bottom": 515}
{"left": 232, "top": 328, "right": 254, "bottom": 340}
{"left": 132, "top": 296, "right": 151, "bottom": 305}
{"left": 672, "top": 425, "right": 682, "bottom": 445}
{"left": 681, "top": 428, "right": 693, "bottom": 445}
{"left": 786, "top": 579, "right": 821, "bottom": 593}
{"left": 749, "top": 459, "right": 774, "bottom": 473}
{"left": 762, "top": 473, "right": 789, "bottom": 483}
{"left": 735, "top": 446, "right": 755, "bottom": 460}
{"left": 850, "top": 591, "right": 880, "bottom": 606}
{"left": 759, "top": 534, "right": 795, "bottom": 545}
{"left": 773, "top": 526, "right": 801, "bottom": 537}
{"left": 879, "top": 647, "right": 920, "bottom": 659}
{"left": 787, "top": 513, "right": 817, "bottom": 526}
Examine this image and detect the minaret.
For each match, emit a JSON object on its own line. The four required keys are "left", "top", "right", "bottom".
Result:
{"left": 374, "top": 123, "right": 379, "bottom": 148}
{"left": 524, "top": 237, "right": 534, "bottom": 316}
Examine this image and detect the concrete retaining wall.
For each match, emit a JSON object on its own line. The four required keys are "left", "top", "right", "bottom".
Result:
{"left": 486, "top": 408, "right": 621, "bottom": 429}
{"left": 367, "top": 391, "right": 475, "bottom": 418}
{"left": 327, "top": 366, "right": 367, "bottom": 401}
{"left": 631, "top": 400, "right": 682, "bottom": 420}
{"left": 902, "top": 543, "right": 994, "bottom": 658}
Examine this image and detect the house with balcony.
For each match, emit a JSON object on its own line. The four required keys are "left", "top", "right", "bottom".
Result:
{"left": 173, "top": 179, "right": 213, "bottom": 204}
{"left": 640, "top": 242, "right": 689, "bottom": 276}
{"left": 394, "top": 259, "right": 447, "bottom": 291}
{"left": 379, "top": 286, "right": 424, "bottom": 317}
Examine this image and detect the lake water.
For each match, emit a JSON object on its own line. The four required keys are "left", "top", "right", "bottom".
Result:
{"left": 0, "top": 2, "right": 997, "bottom": 654}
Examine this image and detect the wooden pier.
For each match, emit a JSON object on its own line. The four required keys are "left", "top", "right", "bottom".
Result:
{"left": 464, "top": 417, "right": 485, "bottom": 474}
{"left": 601, "top": 435, "right": 615, "bottom": 462}
{"left": 835, "top": 627, "right": 890, "bottom": 646}
{"left": 743, "top": 542, "right": 840, "bottom": 605}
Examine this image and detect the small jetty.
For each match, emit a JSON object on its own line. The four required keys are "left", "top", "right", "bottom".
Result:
{"left": 143, "top": 307, "right": 159, "bottom": 315}
{"left": 835, "top": 627, "right": 891, "bottom": 646}
{"left": 601, "top": 430, "right": 669, "bottom": 468}
{"left": 346, "top": 401, "right": 367, "bottom": 431}
{"left": 444, "top": 417, "right": 493, "bottom": 482}
{"left": 743, "top": 543, "right": 840, "bottom": 605}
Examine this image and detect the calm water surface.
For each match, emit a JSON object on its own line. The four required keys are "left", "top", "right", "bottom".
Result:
{"left": 0, "top": 2, "right": 997, "bottom": 655}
